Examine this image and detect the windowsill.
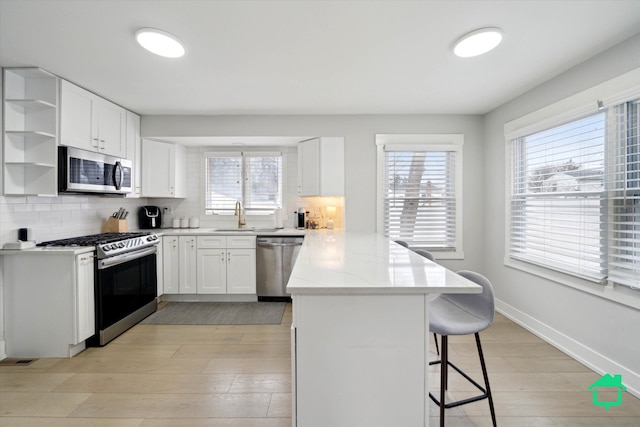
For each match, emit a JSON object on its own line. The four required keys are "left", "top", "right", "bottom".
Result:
{"left": 504, "top": 257, "right": 640, "bottom": 310}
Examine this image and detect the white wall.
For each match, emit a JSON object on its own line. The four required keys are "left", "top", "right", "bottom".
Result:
{"left": 483, "top": 34, "right": 640, "bottom": 396}
{"left": 142, "top": 114, "right": 486, "bottom": 273}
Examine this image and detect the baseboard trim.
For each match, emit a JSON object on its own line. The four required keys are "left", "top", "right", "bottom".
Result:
{"left": 495, "top": 298, "right": 639, "bottom": 399}
{"left": 0, "top": 339, "right": 6, "bottom": 360}
{"left": 160, "top": 294, "right": 258, "bottom": 303}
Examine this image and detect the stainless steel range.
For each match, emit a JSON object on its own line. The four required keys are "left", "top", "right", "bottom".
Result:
{"left": 38, "top": 232, "right": 160, "bottom": 346}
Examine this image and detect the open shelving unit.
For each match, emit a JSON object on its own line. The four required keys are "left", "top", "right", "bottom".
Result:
{"left": 3, "top": 68, "right": 59, "bottom": 196}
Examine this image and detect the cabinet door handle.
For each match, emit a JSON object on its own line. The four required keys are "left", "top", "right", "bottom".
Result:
{"left": 92, "top": 138, "right": 99, "bottom": 148}
{"left": 221, "top": 252, "right": 225, "bottom": 262}
{"left": 100, "top": 139, "right": 106, "bottom": 150}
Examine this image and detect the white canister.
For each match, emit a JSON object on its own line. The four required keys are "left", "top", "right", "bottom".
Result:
{"left": 172, "top": 218, "right": 180, "bottom": 228}
{"left": 180, "top": 218, "right": 189, "bottom": 228}
{"left": 274, "top": 208, "right": 283, "bottom": 228}
{"left": 189, "top": 217, "right": 200, "bottom": 228}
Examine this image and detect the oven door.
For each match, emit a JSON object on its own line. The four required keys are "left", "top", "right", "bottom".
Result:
{"left": 94, "top": 246, "right": 157, "bottom": 345}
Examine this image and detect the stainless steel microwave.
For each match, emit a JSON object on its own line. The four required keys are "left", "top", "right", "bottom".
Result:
{"left": 58, "top": 146, "right": 132, "bottom": 195}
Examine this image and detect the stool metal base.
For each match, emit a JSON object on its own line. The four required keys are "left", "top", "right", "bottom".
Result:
{"left": 429, "top": 333, "right": 497, "bottom": 427}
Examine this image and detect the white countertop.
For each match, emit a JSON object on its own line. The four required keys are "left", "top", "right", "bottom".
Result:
{"left": 0, "top": 245, "right": 95, "bottom": 256}
{"left": 287, "top": 231, "right": 482, "bottom": 295}
{"left": 158, "top": 227, "right": 306, "bottom": 237}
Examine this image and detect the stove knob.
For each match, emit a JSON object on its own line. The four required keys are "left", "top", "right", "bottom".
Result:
{"left": 146, "top": 236, "right": 153, "bottom": 242}
{"left": 103, "top": 246, "right": 111, "bottom": 251}
{"left": 111, "top": 243, "right": 118, "bottom": 249}
{"left": 118, "top": 242, "right": 125, "bottom": 248}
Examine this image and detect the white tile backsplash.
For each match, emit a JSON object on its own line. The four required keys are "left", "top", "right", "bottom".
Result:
{"left": 0, "top": 195, "right": 149, "bottom": 245}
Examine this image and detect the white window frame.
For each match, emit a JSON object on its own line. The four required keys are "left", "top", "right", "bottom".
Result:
{"left": 376, "top": 134, "right": 464, "bottom": 259}
{"left": 504, "top": 67, "right": 640, "bottom": 310}
{"left": 203, "top": 150, "right": 284, "bottom": 216}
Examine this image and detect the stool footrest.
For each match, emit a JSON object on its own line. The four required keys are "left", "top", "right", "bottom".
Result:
{"left": 428, "top": 360, "right": 489, "bottom": 408}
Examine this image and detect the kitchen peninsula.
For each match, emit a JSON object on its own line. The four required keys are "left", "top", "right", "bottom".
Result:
{"left": 287, "top": 231, "right": 481, "bottom": 427}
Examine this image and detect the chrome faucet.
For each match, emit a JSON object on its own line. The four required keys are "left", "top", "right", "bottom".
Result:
{"left": 234, "top": 201, "right": 246, "bottom": 228}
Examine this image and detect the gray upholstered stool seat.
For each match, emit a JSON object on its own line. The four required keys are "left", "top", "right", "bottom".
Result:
{"left": 394, "top": 240, "right": 410, "bottom": 248}
{"left": 430, "top": 295, "right": 492, "bottom": 336}
{"left": 413, "top": 248, "right": 435, "bottom": 262}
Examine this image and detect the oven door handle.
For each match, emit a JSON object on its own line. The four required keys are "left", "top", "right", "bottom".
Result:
{"left": 98, "top": 246, "right": 157, "bottom": 269}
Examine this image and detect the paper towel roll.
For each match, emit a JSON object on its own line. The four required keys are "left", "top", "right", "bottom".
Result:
{"left": 274, "top": 208, "right": 284, "bottom": 228}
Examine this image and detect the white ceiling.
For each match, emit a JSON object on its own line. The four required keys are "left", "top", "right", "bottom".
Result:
{"left": 1, "top": 0, "right": 640, "bottom": 118}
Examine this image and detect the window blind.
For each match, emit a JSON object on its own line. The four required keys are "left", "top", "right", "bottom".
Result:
{"left": 205, "top": 152, "right": 282, "bottom": 214}
{"left": 243, "top": 153, "right": 282, "bottom": 212}
{"left": 608, "top": 100, "right": 640, "bottom": 288}
{"left": 509, "top": 113, "right": 607, "bottom": 282}
{"left": 205, "top": 153, "right": 242, "bottom": 213}
{"left": 384, "top": 149, "right": 457, "bottom": 250}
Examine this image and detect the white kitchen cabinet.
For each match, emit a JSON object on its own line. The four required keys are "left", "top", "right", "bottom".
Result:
{"left": 156, "top": 237, "right": 164, "bottom": 296}
{"left": 196, "top": 235, "right": 257, "bottom": 295}
{"left": 179, "top": 236, "right": 197, "bottom": 294}
{"left": 162, "top": 234, "right": 256, "bottom": 296}
{"left": 226, "top": 249, "right": 257, "bottom": 294}
{"left": 2, "top": 67, "right": 58, "bottom": 196}
{"left": 162, "top": 236, "right": 180, "bottom": 294}
{"left": 75, "top": 252, "right": 96, "bottom": 343}
{"left": 162, "top": 236, "right": 196, "bottom": 294}
{"left": 125, "top": 111, "right": 142, "bottom": 198}
{"left": 141, "top": 139, "right": 186, "bottom": 198}
{"left": 59, "top": 79, "right": 126, "bottom": 157}
{"left": 297, "top": 137, "right": 344, "bottom": 196}
{"left": 197, "top": 248, "right": 227, "bottom": 294}
{"left": 2, "top": 250, "right": 96, "bottom": 358}
{"left": 162, "top": 235, "right": 198, "bottom": 294}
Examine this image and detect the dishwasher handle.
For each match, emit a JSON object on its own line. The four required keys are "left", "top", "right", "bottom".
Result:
{"left": 258, "top": 242, "right": 302, "bottom": 247}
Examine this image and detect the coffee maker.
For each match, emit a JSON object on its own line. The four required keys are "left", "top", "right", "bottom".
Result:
{"left": 296, "top": 208, "right": 306, "bottom": 229}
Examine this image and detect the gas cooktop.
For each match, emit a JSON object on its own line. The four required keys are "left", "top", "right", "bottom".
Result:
{"left": 37, "top": 232, "right": 151, "bottom": 247}
{"left": 38, "top": 232, "right": 160, "bottom": 259}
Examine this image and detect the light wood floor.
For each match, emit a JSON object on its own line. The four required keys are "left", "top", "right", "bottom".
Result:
{"left": 1, "top": 304, "right": 639, "bottom": 426}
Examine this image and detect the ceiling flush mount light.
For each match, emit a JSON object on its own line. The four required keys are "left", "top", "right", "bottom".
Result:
{"left": 453, "top": 27, "right": 503, "bottom": 58}
{"left": 135, "top": 28, "right": 185, "bottom": 58}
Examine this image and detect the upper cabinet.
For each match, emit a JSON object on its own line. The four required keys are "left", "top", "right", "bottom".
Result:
{"left": 125, "top": 111, "right": 142, "bottom": 198}
{"left": 2, "top": 68, "right": 59, "bottom": 196}
{"left": 59, "top": 80, "right": 126, "bottom": 158}
{"left": 141, "top": 139, "right": 186, "bottom": 198}
{"left": 297, "top": 137, "right": 345, "bottom": 196}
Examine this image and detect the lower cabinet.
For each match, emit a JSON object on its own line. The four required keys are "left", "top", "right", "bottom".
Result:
{"left": 162, "top": 234, "right": 256, "bottom": 295}
{"left": 196, "top": 235, "right": 256, "bottom": 294}
{"left": 2, "top": 251, "right": 95, "bottom": 358}
{"left": 162, "top": 236, "right": 180, "bottom": 293}
{"left": 179, "top": 236, "right": 197, "bottom": 294}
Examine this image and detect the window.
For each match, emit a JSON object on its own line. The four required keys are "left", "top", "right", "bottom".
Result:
{"left": 376, "top": 134, "right": 463, "bottom": 258}
{"left": 507, "top": 98, "right": 639, "bottom": 289}
{"left": 609, "top": 100, "right": 640, "bottom": 288}
{"left": 205, "top": 152, "right": 282, "bottom": 214}
{"left": 509, "top": 113, "right": 606, "bottom": 281}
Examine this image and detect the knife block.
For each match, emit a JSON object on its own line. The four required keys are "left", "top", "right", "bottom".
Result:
{"left": 102, "top": 217, "right": 128, "bottom": 233}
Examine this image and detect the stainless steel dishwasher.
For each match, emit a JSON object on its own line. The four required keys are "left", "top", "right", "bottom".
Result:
{"left": 256, "top": 236, "right": 304, "bottom": 301}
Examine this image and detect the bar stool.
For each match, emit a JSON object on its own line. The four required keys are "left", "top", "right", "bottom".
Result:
{"left": 413, "top": 248, "right": 435, "bottom": 262}
{"left": 429, "top": 270, "right": 497, "bottom": 427}
{"left": 394, "top": 240, "right": 410, "bottom": 248}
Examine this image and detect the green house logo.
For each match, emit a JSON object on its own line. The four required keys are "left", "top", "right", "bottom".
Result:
{"left": 588, "top": 374, "right": 626, "bottom": 410}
